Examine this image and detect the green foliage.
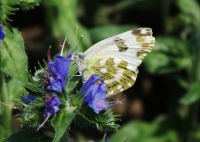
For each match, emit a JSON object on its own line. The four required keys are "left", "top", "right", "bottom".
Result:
{"left": 0, "top": 27, "right": 28, "bottom": 83}
{"left": 176, "top": 0, "right": 200, "bottom": 29}
{"left": 52, "top": 106, "right": 76, "bottom": 142}
{"left": 0, "top": 73, "right": 26, "bottom": 139}
{"left": 2, "top": 128, "right": 52, "bottom": 142}
{"left": 109, "top": 117, "right": 178, "bottom": 142}
{"left": 93, "top": 0, "right": 143, "bottom": 25}
{"left": 188, "top": 30, "right": 200, "bottom": 82}
{"left": 144, "top": 37, "right": 191, "bottom": 74}
{"left": 89, "top": 25, "right": 137, "bottom": 43}
{"left": 180, "top": 82, "right": 200, "bottom": 105}
{"left": 43, "top": 0, "right": 91, "bottom": 53}
{"left": 19, "top": 98, "right": 44, "bottom": 127}
{"left": 65, "top": 75, "right": 82, "bottom": 94}
{"left": 23, "top": 68, "right": 47, "bottom": 94}
{"left": 74, "top": 108, "right": 120, "bottom": 133}
{"left": 0, "top": 0, "right": 40, "bottom": 23}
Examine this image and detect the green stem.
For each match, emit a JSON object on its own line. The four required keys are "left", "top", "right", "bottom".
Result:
{"left": 0, "top": 71, "right": 13, "bottom": 138}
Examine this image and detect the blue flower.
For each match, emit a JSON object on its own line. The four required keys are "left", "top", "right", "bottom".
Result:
{"left": 47, "top": 75, "right": 65, "bottom": 93}
{"left": 47, "top": 54, "right": 72, "bottom": 93}
{"left": 106, "top": 135, "right": 109, "bottom": 142}
{"left": 21, "top": 94, "right": 35, "bottom": 105}
{"left": 81, "top": 74, "right": 102, "bottom": 93}
{"left": 44, "top": 94, "right": 61, "bottom": 116}
{"left": 48, "top": 54, "right": 72, "bottom": 79}
{"left": 82, "top": 74, "right": 109, "bottom": 114}
{"left": 0, "top": 24, "right": 5, "bottom": 41}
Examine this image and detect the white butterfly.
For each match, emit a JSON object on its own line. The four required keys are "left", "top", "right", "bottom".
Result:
{"left": 73, "top": 28, "right": 155, "bottom": 96}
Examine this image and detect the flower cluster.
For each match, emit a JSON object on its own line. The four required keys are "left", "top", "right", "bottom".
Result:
{"left": 18, "top": 49, "right": 119, "bottom": 141}
{"left": 20, "top": 52, "right": 111, "bottom": 125}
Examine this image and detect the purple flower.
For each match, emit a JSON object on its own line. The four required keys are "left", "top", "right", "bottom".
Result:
{"left": 82, "top": 74, "right": 109, "bottom": 114}
{"left": 21, "top": 94, "right": 35, "bottom": 105}
{"left": 47, "top": 54, "right": 72, "bottom": 93}
{"left": 44, "top": 94, "right": 61, "bottom": 116}
{"left": 0, "top": 25, "right": 5, "bottom": 41}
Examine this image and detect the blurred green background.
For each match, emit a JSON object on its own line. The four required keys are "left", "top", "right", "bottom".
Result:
{"left": 1, "top": 0, "right": 200, "bottom": 141}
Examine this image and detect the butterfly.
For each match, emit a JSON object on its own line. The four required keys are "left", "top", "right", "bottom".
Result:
{"left": 73, "top": 28, "right": 155, "bottom": 96}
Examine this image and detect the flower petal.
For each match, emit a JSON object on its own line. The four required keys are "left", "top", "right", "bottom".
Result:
{"left": 81, "top": 74, "right": 102, "bottom": 94}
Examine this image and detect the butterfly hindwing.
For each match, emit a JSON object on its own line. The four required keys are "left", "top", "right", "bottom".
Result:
{"left": 83, "top": 56, "right": 137, "bottom": 96}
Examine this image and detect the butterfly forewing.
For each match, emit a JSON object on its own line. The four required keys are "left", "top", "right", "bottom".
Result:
{"left": 78, "top": 28, "right": 155, "bottom": 96}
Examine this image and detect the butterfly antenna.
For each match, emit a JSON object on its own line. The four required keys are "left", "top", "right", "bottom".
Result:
{"left": 60, "top": 29, "right": 70, "bottom": 56}
{"left": 47, "top": 46, "right": 52, "bottom": 62}
{"left": 74, "top": 35, "right": 83, "bottom": 52}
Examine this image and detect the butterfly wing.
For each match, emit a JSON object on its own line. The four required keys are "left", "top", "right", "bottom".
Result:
{"left": 79, "top": 28, "right": 155, "bottom": 96}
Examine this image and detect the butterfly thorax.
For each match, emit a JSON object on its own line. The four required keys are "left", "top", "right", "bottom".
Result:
{"left": 72, "top": 52, "right": 87, "bottom": 74}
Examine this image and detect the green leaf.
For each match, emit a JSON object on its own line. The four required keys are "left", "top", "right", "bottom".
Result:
{"left": 180, "top": 82, "right": 200, "bottom": 105}
{"left": 52, "top": 106, "right": 76, "bottom": 142}
{"left": 0, "top": 27, "right": 28, "bottom": 83}
{"left": 1, "top": 128, "right": 52, "bottom": 142}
